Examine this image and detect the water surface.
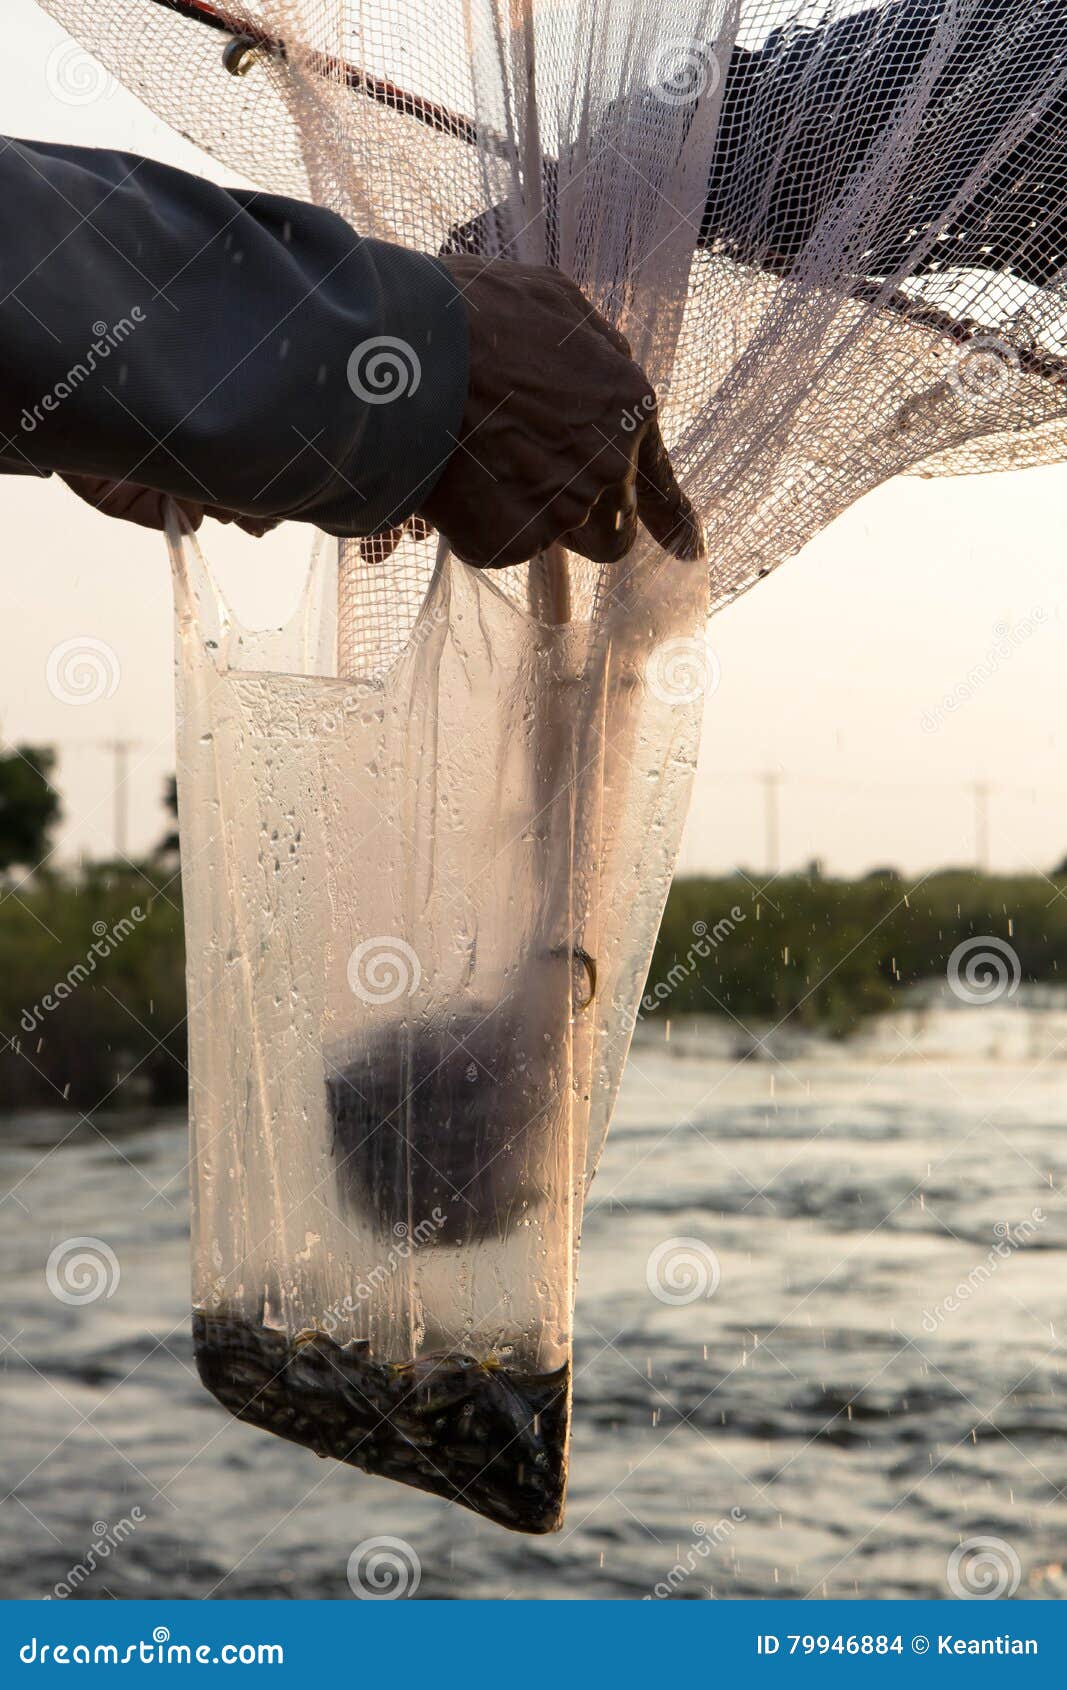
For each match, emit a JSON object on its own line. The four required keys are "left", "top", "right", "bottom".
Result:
{"left": 2, "top": 1006, "right": 1064, "bottom": 1600}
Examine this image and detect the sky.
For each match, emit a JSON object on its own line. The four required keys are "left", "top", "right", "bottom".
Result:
{"left": 2, "top": 0, "right": 1067, "bottom": 880}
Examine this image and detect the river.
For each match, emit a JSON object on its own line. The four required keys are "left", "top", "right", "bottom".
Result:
{"left": 2, "top": 1001, "right": 1064, "bottom": 1599}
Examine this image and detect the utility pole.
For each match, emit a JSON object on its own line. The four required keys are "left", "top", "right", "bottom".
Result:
{"left": 762, "top": 770, "right": 783, "bottom": 876}
{"left": 95, "top": 738, "right": 144, "bottom": 861}
{"left": 972, "top": 780, "right": 990, "bottom": 873}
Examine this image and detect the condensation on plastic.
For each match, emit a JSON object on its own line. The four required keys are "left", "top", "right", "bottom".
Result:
{"left": 43, "top": 0, "right": 1067, "bottom": 1525}
{"left": 168, "top": 507, "right": 704, "bottom": 1527}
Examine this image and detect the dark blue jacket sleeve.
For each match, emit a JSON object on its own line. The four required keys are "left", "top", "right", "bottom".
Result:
{"left": 0, "top": 137, "right": 469, "bottom": 535}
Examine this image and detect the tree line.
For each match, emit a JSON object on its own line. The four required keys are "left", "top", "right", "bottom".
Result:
{"left": 2, "top": 748, "right": 1066, "bottom": 1111}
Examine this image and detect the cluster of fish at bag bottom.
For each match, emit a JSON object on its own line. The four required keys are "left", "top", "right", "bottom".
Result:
{"left": 194, "top": 1312, "right": 570, "bottom": 1533}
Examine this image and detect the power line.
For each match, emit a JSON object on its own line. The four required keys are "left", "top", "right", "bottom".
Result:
{"left": 696, "top": 769, "right": 1061, "bottom": 875}
{"left": 701, "top": 768, "right": 1066, "bottom": 798}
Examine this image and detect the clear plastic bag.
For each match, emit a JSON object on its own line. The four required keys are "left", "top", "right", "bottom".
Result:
{"left": 171, "top": 520, "right": 706, "bottom": 1530}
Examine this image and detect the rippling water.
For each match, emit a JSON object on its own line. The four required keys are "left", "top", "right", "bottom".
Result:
{"left": 2, "top": 1004, "right": 1065, "bottom": 1600}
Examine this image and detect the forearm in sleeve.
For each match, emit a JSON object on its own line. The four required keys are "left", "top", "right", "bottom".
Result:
{"left": 0, "top": 137, "right": 469, "bottom": 534}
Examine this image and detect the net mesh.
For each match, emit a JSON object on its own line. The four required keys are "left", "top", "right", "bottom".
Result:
{"left": 38, "top": 0, "right": 1067, "bottom": 640}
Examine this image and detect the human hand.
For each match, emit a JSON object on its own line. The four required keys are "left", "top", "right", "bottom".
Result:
{"left": 416, "top": 257, "right": 703, "bottom": 569}
{"left": 59, "top": 474, "right": 279, "bottom": 538}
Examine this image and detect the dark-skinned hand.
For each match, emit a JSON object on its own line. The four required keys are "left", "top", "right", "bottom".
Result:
{"left": 59, "top": 474, "right": 278, "bottom": 538}
{"left": 58, "top": 261, "right": 703, "bottom": 571}
{"left": 416, "top": 256, "right": 703, "bottom": 568}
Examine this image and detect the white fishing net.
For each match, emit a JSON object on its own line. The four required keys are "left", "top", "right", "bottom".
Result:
{"left": 38, "top": 0, "right": 1067, "bottom": 1529}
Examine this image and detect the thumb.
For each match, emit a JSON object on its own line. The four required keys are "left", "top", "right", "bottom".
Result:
{"left": 634, "top": 421, "right": 705, "bottom": 562}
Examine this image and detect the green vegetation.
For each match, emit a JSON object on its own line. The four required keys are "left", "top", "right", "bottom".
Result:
{"left": 0, "top": 746, "right": 60, "bottom": 873}
{"left": 645, "top": 869, "right": 1067, "bottom": 1036}
{"left": 0, "top": 865, "right": 187, "bottom": 1112}
{"left": 3, "top": 860, "right": 1067, "bottom": 1113}
{"left": 2, "top": 751, "right": 1064, "bottom": 1111}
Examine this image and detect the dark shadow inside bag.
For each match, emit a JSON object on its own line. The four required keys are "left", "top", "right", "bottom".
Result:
{"left": 326, "top": 949, "right": 595, "bottom": 1247}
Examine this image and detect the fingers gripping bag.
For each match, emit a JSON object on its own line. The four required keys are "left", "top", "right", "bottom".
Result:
{"left": 42, "top": 0, "right": 1067, "bottom": 1530}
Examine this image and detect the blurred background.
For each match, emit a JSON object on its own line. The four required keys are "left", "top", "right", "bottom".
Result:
{"left": 1, "top": 0, "right": 1064, "bottom": 1602}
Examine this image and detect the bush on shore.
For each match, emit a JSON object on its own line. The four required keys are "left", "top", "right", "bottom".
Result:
{"left": 0, "top": 866, "right": 186, "bottom": 1113}
{"left": 2, "top": 865, "right": 1066, "bottom": 1112}
{"left": 645, "top": 868, "right": 1067, "bottom": 1036}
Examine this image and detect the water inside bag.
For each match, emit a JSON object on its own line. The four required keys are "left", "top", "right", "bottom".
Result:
{"left": 170, "top": 523, "right": 705, "bottom": 1530}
